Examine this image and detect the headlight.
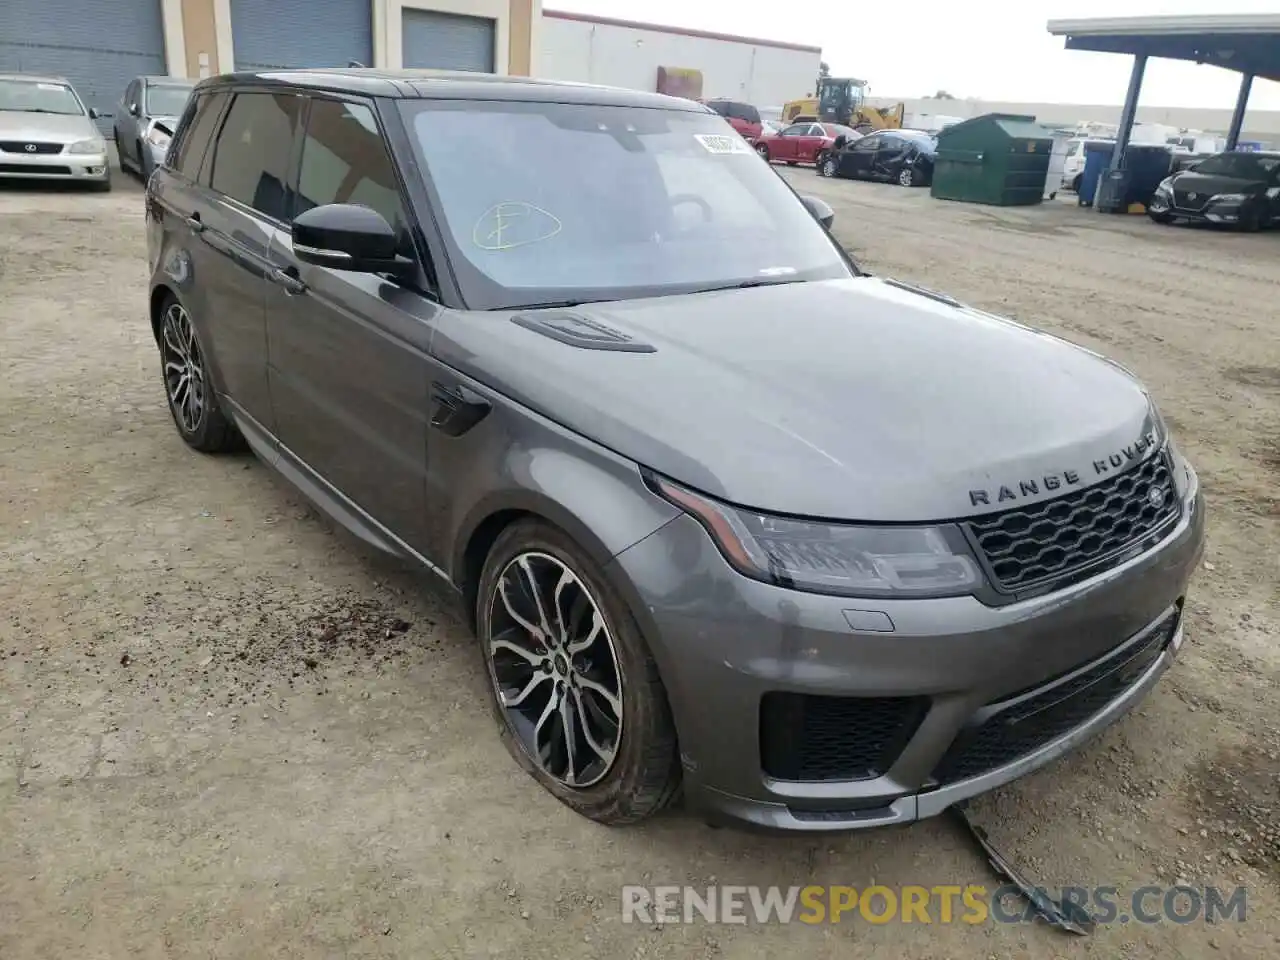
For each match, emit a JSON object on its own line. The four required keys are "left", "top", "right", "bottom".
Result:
{"left": 1155, "top": 178, "right": 1173, "bottom": 194}
{"left": 145, "top": 123, "right": 172, "bottom": 151}
{"left": 1211, "top": 193, "right": 1247, "bottom": 204}
{"left": 67, "top": 138, "right": 106, "bottom": 155}
{"left": 648, "top": 474, "right": 983, "bottom": 598}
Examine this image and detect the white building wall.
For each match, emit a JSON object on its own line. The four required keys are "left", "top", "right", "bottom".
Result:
{"left": 540, "top": 14, "right": 820, "bottom": 108}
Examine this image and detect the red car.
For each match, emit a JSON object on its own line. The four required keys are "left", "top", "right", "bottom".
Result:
{"left": 755, "top": 121, "right": 860, "bottom": 166}
{"left": 699, "top": 99, "right": 763, "bottom": 143}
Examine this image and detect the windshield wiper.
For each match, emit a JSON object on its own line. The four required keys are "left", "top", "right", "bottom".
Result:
{"left": 509, "top": 298, "right": 616, "bottom": 311}
{"left": 685, "top": 277, "right": 805, "bottom": 295}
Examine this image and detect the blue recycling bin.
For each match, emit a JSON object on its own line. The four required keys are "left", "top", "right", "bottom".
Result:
{"left": 1078, "top": 142, "right": 1116, "bottom": 207}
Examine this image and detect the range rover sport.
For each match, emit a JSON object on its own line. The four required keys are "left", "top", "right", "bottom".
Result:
{"left": 145, "top": 69, "right": 1205, "bottom": 831}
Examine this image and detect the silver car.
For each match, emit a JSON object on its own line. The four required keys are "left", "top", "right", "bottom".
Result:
{"left": 0, "top": 73, "right": 111, "bottom": 190}
{"left": 114, "top": 76, "right": 195, "bottom": 179}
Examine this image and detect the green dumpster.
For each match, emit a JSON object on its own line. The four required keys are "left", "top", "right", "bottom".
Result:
{"left": 930, "top": 113, "right": 1054, "bottom": 206}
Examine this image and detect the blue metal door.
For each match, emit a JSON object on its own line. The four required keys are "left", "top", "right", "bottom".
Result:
{"left": 402, "top": 9, "right": 495, "bottom": 73}
{"left": 232, "top": 0, "right": 373, "bottom": 71}
{"left": 0, "top": 0, "right": 167, "bottom": 134}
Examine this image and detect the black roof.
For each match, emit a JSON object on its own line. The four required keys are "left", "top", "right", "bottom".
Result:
{"left": 193, "top": 68, "right": 709, "bottom": 112}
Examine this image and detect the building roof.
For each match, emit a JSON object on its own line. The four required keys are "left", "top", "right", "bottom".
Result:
{"left": 543, "top": 9, "right": 822, "bottom": 54}
{"left": 1047, "top": 14, "right": 1280, "bottom": 82}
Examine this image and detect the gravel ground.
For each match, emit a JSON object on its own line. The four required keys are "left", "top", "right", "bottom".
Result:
{"left": 1, "top": 161, "right": 1277, "bottom": 959}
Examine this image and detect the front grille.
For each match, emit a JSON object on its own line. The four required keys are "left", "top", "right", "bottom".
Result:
{"left": 1172, "top": 189, "right": 1207, "bottom": 211}
{"left": 967, "top": 452, "right": 1179, "bottom": 592}
{"left": 933, "top": 612, "right": 1178, "bottom": 784}
{"left": 0, "top": 163, "right": 72, "bottom": 175}
{"left": 0, "top": 141, "right": 63, "bottom": 155}
{"left": 760, "top": 692, "right": 928, "bottom": 782}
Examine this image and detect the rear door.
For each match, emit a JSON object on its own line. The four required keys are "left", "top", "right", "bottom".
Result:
{"left": 872, "top": 134, "right": 908, "bottom": 179}
{"left": 263, "top": 94, "right": 436, "bottom": 550}
{"left": 193, "top": 89, "right": 304, "bottom": 436}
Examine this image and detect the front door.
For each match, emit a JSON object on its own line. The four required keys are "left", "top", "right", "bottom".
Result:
{"left": 841, "top": 135, "right": 879, "bottom": 178}
{"left": 774, "top": 123, "right": 810, "bottom": 162}
{"left": 264, "top": 94, "right": 436, "bottom": 552}
{"left": 873, "top": 135, "right": 909, "bottom": 180}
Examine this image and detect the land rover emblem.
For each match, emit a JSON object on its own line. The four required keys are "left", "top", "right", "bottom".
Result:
{"left": 1147, "top": 487, "right": 1166, "bottom": 508}
{"left": 25, "top": 143, "right": 37, "bottom": 152}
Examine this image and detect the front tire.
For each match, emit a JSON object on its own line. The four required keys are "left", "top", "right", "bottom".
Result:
{"left": 477, "top": 519, "right": 681, "bottom": 825}
{"left": 755, "top": 143, "right": 770, "bottom": 163}
{"left": 157, "top": 295, "right": 239, "bottom": 452}
{"left": 821, "top": 155, "right": 838, "bottom": 178}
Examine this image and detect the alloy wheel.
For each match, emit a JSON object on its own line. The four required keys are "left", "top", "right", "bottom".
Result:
{"left": 823, "top": 157, "right": 837, "bottom": 178}
{"left": 756, "top": 144, "right": 770, "bottom": 162}
{"left": 161, "top": 302, "right": 205, "bottom": 434}
{"left": 899, "top": 167, "right": 914, "bottom": 187}
{"left": 486, "top": 551, "right": 624, "bottom": 788}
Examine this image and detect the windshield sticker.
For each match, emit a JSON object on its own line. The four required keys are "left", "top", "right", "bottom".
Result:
{"left": 694, "top": 133, "right": 753, "bottom": 156}
{"left": 472, "top": 201, "right": 563, "bottom": 251}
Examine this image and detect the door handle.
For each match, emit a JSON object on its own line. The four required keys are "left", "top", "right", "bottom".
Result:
{"left": 185, "top": 212, "right": 204, "bottom": 233}
{"left": 430, "top": 381, "right": 491, "bottom": 437}
{"left": 271, "top": 266, "right": 308, "bottom": 296}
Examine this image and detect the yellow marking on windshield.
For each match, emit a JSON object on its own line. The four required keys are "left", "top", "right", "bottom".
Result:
{"left": 472, "top": 201, "right": 563, "bottom": 251}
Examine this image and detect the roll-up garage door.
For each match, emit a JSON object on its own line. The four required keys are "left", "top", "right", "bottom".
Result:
{"left": 231, "top": 0, "right": 373, "bottom": 71}
{"left": 0, "top": 0, "right": 167, "bottom": 134}
{"left": 402, "top": 10, "right": 496, "bottom": 73}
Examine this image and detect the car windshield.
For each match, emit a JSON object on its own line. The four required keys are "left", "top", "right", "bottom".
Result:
{"left": 145, "top": 83, "right": 193, "bottom": 117}
{"left": 1192, "top": 152, "right": 1279, "bottom": 180}
{"left": 401, "top": 100, "right": 852, "bottom": 310}
{"left": 0, "top": 78, "right": 84, "bottom": 115}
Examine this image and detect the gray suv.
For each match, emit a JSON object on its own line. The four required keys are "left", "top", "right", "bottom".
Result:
{"left": 146, "top": 70, "right": 1205, "bottom": 832}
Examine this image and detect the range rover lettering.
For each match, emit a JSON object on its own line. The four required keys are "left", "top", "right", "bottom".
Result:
{"left": 145, "top": 70, "right": 1205, "bottom": 831}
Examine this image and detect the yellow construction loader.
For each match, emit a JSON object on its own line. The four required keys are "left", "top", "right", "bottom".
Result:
{"left": 782, "top": 77, "right": 905, "bottom": 132}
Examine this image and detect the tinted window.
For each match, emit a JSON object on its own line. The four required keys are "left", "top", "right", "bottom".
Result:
{"left": 1192, "top": 152, "right": 1280, "bottom": 179}
{"left": 401, "top": 99, "right": 850, "bottom": 309}
{"left": 852, "top": 136, "right": 878, "bottom": 152}
{"left": 209, "top": 92, "right": 302, "bottom": 220}
{"left": 295, "top": 98, "right": 406, "bottom": 233}
{"left": 730, "top": 102, "right": 760, "bottom": 124}
{"left": 170, "top": 91, "right": 226, "bottom": 177}
{"left": 705, "top": 101, "right": 729, "bottom": 117}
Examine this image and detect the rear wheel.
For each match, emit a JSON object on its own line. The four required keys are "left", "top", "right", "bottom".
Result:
{"left": 477, "top": 520, "right": 681, "bottom": 825}
{"left": 158, "top": 295, "right": 239, "bottom": 452}
{"left": 898, "top": 167, "right": 916, "bottom": 187}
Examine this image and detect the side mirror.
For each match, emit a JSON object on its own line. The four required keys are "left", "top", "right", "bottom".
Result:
{"left": 88, "top": 107, "right": 101, "bottom": 120}
{"left": 128, "top": 102, "right": 140, "bottom": 117}
{"left": 291, "top": 203, "right": 410, "bottom": 274}
{"left": 800, "top": 195, "right": 835, "bottom": 230}
{"left": 833, "top": 134, "right": 848, "bottom": 150}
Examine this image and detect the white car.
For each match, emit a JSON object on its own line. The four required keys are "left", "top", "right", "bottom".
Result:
{"left": 0, "top": 73, "right": 111, "bottom": 190}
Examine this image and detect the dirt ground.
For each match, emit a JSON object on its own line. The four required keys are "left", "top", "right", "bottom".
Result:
{"left": 1, "top": 159, "right": 1277, "bottom": 959}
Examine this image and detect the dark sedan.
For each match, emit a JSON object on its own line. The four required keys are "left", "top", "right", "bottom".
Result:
{"left": 819, "top": 129, "right": 937, "bottom": 187}
{"left": 1149, "top": 150, "right": 1280, "bottom": 231}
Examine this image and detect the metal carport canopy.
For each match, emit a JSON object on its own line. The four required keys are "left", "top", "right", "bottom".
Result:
{"left": 1047, "top": 14, "right": 1280, "bottom": 161}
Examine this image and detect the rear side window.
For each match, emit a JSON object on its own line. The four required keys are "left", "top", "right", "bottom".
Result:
{"left": 209, "top": 92, "right": 302, "bottom": 221}
{"left": 169, "top": 91, "right": 226, "bottom": 178}
{"left": 705, "top": 101, "right": 729, "bottom": 117}
{"left": 730, "top": 102, "right": 760, "bottom": 124}
{"left": 295, "top": 98, "right": 407, "bottom": 234}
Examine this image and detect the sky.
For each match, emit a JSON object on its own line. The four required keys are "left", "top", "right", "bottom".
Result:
{"left": 545, "top": 0, "right": 1280, "bottom": 110}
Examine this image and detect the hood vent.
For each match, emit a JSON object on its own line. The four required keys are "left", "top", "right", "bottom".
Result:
{"left": 511, "top": 312, "right": 656, "bottom": 353}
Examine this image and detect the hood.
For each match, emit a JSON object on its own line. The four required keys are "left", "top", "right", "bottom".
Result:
{"left": 1171, "top": 170, "right": 1267, "bottom": 195}
{"left": 432, "top": 277, "right": 1160, "bottom": 522}
{"left": 0, "top": 110, "right": 98, "bottom": 143}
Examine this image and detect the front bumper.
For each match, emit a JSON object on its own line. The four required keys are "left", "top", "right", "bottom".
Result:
{"left": 0, "top": 150, "right": 110, "bottom": 182}
{"left": 1150, "top": 191, "right": 1252, "bottom": 225}
{"left": 610, "top": 467, "right": 1204, "bottom": 831}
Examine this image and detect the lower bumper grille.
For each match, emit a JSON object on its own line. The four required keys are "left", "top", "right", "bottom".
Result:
{"left": 0, "top": 163, "right": 74, "bottom": 175}
{"left": 933, "top": 612, "right": 1179, "bottom": 784}
{"left": 760, "top": 692, "right": 928, "bottom": 782}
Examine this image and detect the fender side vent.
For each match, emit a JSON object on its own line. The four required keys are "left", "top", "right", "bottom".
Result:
{"left": 511, "top": 312, "right": 656, "bottom": 353}
{"left": 882, "top": 277, "right": 962, "bottom": 308}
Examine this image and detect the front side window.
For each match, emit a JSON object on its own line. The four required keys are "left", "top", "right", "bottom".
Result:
{"left": 145, "top": 83, "right": 194, "bottom": 118}
{"left": 209, "top": 92, "right": 302, "bottom": 221}
{"left": 781, "top": 123, "right": 808, "bottom": 137}
{"left": 295, "top": 98, "right": 406, "bottom": 233}
{"left": 400, "top": 100, "right": 851, "bottom": 309}
{"left": 852, "top": 135, "right": 878, "bottom": 152}
{"left": 0, "top": 78, "right": 85, "bottom": 116}
{"left": 1192, "top": 152, "right": 1280, "bottom": 179}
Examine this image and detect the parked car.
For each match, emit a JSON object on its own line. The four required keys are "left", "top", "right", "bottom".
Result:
{"left": 0, "top": 73, "right": 110, "bottom": 190}
{"left": 820, "top": 128, "right": 937, "bottom": 186}
{"left": 1149, "top": 150, "right": 1280, "bottom": 230}
{"left": 148, "top": 69, "right": 1203, "bottom": 832}
{"left": 756, "top": 120, "right": 859, "bottom": 166}
{"left": 1062, "top": 137, "right": 1114, "bottom": 192}
{"left": 115, "top": 76, "right": 195, "bottom": 179}
{"left": 699, "top": 98, "right": 762, "bottom": 143}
